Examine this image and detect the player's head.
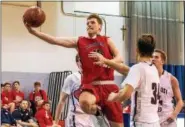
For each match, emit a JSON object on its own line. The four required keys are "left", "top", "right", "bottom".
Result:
{"left": 42, "top": 101, "right": 51, "bottom": 111}
{"left": 76, "top": 54, "right": 82, "bottom": 72}
{"left": 12, "top": 81, "right": 20, "bottom": 90}
{"left": 87, "top": 14, "right": 102, "bottom": 36}
{"left": 34, "top": 81, "right": 41, "bottom": 91}
{"left": 152, "top": 49, "right": 167, "bottom": 67}
{"left": 4, "top": 82, "right": 11, "bottom": 92}
{"left": 137, "top": 34, "right": 156, "bottom": 58}
{"left": 20, "top": 100, "right": 29, "bottom": 110}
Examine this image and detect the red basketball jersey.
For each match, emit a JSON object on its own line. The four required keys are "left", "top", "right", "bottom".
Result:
{"left": 77, "top": 35, "right": 114, "bottom": 84}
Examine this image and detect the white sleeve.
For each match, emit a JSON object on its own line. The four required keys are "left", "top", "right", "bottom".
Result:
{"left": 121, "top": 65, "right": 141, "bottom": 89}
{"left": 61, "top": 75, "right": 73, "bottom": 95}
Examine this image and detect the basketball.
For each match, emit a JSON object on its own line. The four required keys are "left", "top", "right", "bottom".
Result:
{"left": 23, "top": 6, "right": 46, "bottom": 27}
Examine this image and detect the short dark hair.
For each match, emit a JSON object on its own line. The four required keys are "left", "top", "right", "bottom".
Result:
{"left": 34, "top": 82, "right": 41, "bottom": 86}
{"left": 137, "top": 34, "right": 156, "bottom": 57}
{"left": 87, "top": 14, "right": 103, "bottom": 25}
{"left": 154, "top": 49, "right": 167, "bottom": 63}
{"left": 4, "top": 82, "right": 11, "bottom": 86}
{"left": 21, "top": 100, "right": 29, "bottom": 104}
{"left": 13, "top": 81, "right": 20, "bottom": 85}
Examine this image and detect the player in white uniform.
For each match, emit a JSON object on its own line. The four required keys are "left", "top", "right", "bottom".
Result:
{"left": 55, "top": 55, "right": 96, "bottom": 127}
{"left": 55, "top": 54, "right": 108, "bottom": 127}
{"left": 89, "top": 34, "right": 160, "bottom": 127}
{"left": 152, "top": 49, "right": 184, "bottom": 127}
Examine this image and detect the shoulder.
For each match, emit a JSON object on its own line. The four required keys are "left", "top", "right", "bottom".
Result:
{"left": 40, "top": 89, "right": 46, "bottom": 94}
{"left": 21, "top": 91, "right": 24, "bottom": 95}
{"left": 77, "top": 36, "right": 87, "bottom": 41}
{"left": 130, "top": 64, "right": 142, "bottom": 70}
{"left": 170, "top": 75, "right": 179, "bottom": 86}
{"left": 66, "top": 72, "right": 80, "bottom": 82}
{"left": 36, "top": 108, "right": 45, "bottom": 114}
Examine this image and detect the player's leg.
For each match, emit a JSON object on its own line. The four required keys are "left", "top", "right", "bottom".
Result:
{"left": 104, "top": 102, "right": 124, "bottom": 127}
{"left": 8, "top": 102, "right": 15, "bottom": 113}
{"left": 103, "top": 85, "right": 124, "bottom": 127}
{"left": 79, "top": 91, "right": 98, "bottom": 115}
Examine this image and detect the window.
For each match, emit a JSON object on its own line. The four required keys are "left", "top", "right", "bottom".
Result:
{"left": 63, "top": 2, "right": 120, "bottom": 16}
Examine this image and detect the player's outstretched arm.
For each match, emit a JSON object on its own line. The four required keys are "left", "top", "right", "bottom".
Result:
{"left": 88, "top": 52, "right": 130, "bottom": 76}
{"left": 107, "top": 84, "right": 134, "bottom": 102}
{"left": 24, "top": 22, "right": 77, "bottom": 48}
{"left": 55, "top": 92, "right": 69, "bottom": 124}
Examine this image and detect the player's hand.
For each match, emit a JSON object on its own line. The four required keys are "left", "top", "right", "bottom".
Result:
{"left": 88, "top": 52, "right": 107, "bottom": 66}
{"left": 23, "top": 18, "right": 35, "bottom": 34}
{"left": 166, "top": 113, "right": 176, "bottom": 123}
{"left": 107, "top": 92, "right": 119, "bottom": 102}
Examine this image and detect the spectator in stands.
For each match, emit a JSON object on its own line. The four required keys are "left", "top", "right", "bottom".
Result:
{"left": 1, "top": 83, "right": 5, "bottom": 92}
{"left": 29, "top": 82, "right": 48, "bottom": 116}
{"left": 1, "top": 100, "right": 17, "bottom": 127}
{"left": 35, "top": 101, "right": 61, "bottom": 127}
{"left": 1, "top": 82, "right": 15, "bottom": 113}
{"left": 12, "top": 100, "right": 38, "bottom": 127}
{"left": 12, "top": 81, "right": 24, "bottom": 107}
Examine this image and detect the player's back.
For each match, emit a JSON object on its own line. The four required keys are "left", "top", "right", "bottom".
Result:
{"left": 131, "top": 62, "right": 160, "bottom": 123}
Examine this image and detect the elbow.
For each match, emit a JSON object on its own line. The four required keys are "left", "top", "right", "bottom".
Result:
{"left": 118, "top": 56, "right": 123, "bottom": 63}
{"left": 113, "top": 54, "right": 123, "bottom": 63}
{"left": 177, "top": 99, "right": 184, "bottom": 108}
{"left": 180, "top": 100, "right": 184, "bottom": 108}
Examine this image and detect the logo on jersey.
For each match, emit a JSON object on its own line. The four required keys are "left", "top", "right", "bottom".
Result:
{"left": 86, "top": 42, "right": 104, "bottom": 50}
{"left": 160, "top": 87, "right": 168, "bottom": 94}
{"left": 93, "top": 49, "right": 104, "bottom": 55}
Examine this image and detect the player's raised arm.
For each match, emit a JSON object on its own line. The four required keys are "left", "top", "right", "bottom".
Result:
{"left": 23, "top": 6, "right": 77, "bottom": 48}
{"left": 24, "top": 23, "right": 78, "bottom": 48}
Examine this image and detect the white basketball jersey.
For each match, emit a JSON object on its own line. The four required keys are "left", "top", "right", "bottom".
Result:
{"left": 62, "top": 72, "right": 97, "bottom": 127}
{"left": 122, "top": 62, "right": 160, "bottom": 124}
{"left": 158, "top": 71, "right": 174, "bottom": 123}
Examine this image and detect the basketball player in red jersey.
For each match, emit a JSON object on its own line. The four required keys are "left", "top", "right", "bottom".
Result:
{"left": 24, "top": 14, "right": 123, "bottom": 127}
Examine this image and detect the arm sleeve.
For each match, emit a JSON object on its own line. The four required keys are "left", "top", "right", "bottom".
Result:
{"left": 122, "top": 65, "right": 141, "bottom": 89}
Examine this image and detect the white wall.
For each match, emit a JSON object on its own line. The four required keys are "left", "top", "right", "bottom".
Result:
{"left": 2, "top": 2, "right": 126, "bottom": 74}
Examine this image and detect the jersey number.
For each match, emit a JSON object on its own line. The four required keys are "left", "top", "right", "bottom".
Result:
{"left": 151, "top": 83, "right": 159, "bottom": 105}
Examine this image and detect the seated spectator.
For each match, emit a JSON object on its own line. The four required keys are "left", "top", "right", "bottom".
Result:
{"left": 12, "top": 81, "right": 24, "bottom": 107}
{"left": 1, "top": 101, "right": 17, "bottom": 127}
{"left": 1, "top": 82, "right": 15, "bottom": 113}
{"left": 29, "top": 82, "right": 48, "bottom": 116}
{"left": 35, "top": 102, "right": 61, "bottom": 127}
{"left": 12, "top": 100, "right": 38, "bottom": 127}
